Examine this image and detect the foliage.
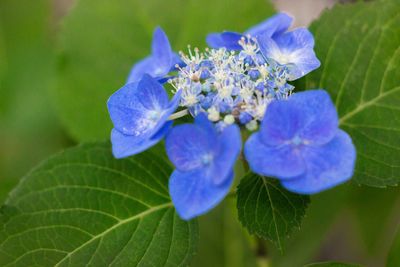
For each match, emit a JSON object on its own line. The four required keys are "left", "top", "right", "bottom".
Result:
{"left": 304, "top": 0, "right": 400, "bottom": 187}
{"left": 0, "top": 143, "right": 198, "bottom": 266}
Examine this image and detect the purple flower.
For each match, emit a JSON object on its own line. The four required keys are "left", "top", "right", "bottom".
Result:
{"left": 258, "top": 28, "right": 320, "bottom": 80}
{"left": 127, "top": 27, "right": 179, "bottom": 83}
{"left": 244, "top": 90, "right": 356, "bottom": 194}
{"left": 206, "top": 13, "right": 293, "bottom": 50}
{"left": 107, "top": 74, "right": 181, "bottom": 158}
{"left": 166, "top": 114, "right": 241, "bottom": 220}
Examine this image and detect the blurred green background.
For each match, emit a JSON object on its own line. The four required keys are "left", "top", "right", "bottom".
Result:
{"left": 0, "top": 0, "right": 398, "bottom": 266}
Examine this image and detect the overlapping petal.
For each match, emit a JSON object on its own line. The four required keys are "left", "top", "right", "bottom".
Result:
{"left": 166, "top": 122, "right": 218, "bottom": 172}
{"left": 246, "top": 13, "right": 293, "bottom": 38}
{"left": 166, "top": 114, "right": 241, "bottom": 219}
{"left": 245, "top": 132, "right": 305, "bottom": 179}
{"left": 291, "top": 90, "right": 338, "bottom": 145}
{"left": 169, "top": 169, "right": 234, "bottom": 220}
{"left": 107, "top": 74, "right": 181, "bottom": 158}
{"left": 127, "top": 27, "right": 177, "bottom": 83}
{"left": 245, "top": 89, "right": 356, "bottom": 194}
{"left": 259, "top": 28, "right": 320, "bottom": 80}
{"left": 206, "top": 13, "right": 292, "bottom": 50}
{"left": 281, "top": 130, "right": 356, "bottom": 194}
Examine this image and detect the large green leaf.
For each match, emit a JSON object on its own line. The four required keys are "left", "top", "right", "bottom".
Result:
{"left": 387, "top": 225, "right": 400, "bottom": 267}
{"left": 0, "top": 143, "right": 198, "bottom": 266}
{"left": 55, "top": 0, "right": 275, "bottom": 141}
{"left": 304, "top": 0, "right": 400, "bottom": 187}
{"left": 236, "top": 173, "right": 309, "bottom": 251}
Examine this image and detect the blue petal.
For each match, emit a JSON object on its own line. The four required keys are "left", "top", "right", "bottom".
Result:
{"left": 246, "top": 12, "right": 293, "bottom": 38}
{"left": 169, "top": 168, "right": 234, "bottom": 220}
{"left": 137, "top": 74, "right": 169, "bottom": 109}
{"left": 212, "top": 124, "right": 242, "bottom": 185}
{"left": 245, "top": 132, "right": 306, "bottom": 179}
{"left": 275, "top": 28, "right": 315, "bottom": 50}
{"left": 111, "top": 122, "right": 172, "bottom": 158}
{"left": 166, "top": 115, "right": 219, "bottom": 172}
{"left": 194, "top": 113, "right": 218, "bottom": 135}
{"left": 108, "top": 75, "right": 170, "bottom": 135}
{"left": 152, "top": 27, "right": 173, "bottom": 70}
{"left": 258, "top": 29, "right": 320, "bottom": 80}
{"left": 108, "top": 76, "right": 180, "bottom": 158}
{"left": 281, "top": 130, "right": 356, "bottom": 194}
{"left": 206, "top": 32, "right": 243, "bottom": 50}
{"left": 259, "top": 90, "right": 338, "bottom": 147}
{"left": 259, "top": 98, "right": 306, "bottom": 146}
{"left": 291, "top": 90, "right": 338, "bottom": 145}
{"left": 127, "top": 27, "right": 174, "bottom": 83}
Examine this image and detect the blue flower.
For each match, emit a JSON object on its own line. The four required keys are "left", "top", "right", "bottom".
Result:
{"left": 244, "top": 90, "right": 356, "bottom": 194}
{"left": 166, "top": 114, "right": 241, "bottom": 220}
{"left": 108, "top": 74, "right": 181, "bottom": 158}
{"left": 206, "top": 13, "right": 292, "bottom": 50}
{"left": 127, "top": 27, "right": 179, "bottom": 83}
{"left": 258, "top": 28, "right": 320, "bottom": 80}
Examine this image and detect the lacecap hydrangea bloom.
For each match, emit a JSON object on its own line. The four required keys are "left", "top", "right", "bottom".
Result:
{"left": 107, "top": 13, "right": 356, "bottom": 220}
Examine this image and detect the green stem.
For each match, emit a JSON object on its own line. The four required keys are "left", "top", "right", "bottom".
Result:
{"left": 168, "top": 109, "right": 188, "bottom": 120}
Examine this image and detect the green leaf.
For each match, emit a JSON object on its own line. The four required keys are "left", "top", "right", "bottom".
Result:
{"left": 387, "top": 225, "right": 400, "bottom": 267}
{"left": 55, "top": 0, "right": 275, "bottom": 141}
{"left": 192, "top": 198, "right": 257, "bottom": 267}
{"left": 0, "top": 142, "right": 198, "bottom": 266}
{"left": 304, "top": 0, "right": 400, "bottom": 187}
{"left": 236, "top": 173, "right": 309, "bottom": 251}
{"left": 304, "top": 262, "right": 362, "bottom": 267}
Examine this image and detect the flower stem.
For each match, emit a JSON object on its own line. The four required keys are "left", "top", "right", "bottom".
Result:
{"left": 168, "top": 109, "right": 188, "bottom": 120}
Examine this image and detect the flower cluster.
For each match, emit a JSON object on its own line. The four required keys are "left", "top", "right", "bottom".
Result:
{"left": 107, "top": 13, "right": 356, "bottom": 220}
{"left": 169, "top": 41, "right": 294, "bottom": 131}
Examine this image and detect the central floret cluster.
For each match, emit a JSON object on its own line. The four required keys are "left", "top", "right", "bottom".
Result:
{"left": 170, "top": 38, "right": 293, "bottom": 131}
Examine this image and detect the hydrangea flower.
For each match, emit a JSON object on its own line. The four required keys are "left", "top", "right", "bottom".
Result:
{"left": 258, "top": 28, "right": 320, "bottom": 80}
{"left": 107, "top": 74, "right": 181, "bottom": 158}
{"left": 107, "top": 14, "right": 356, "bottom": 220}
{"left": 127, "top": 27, "right": 179, "bottom": 83}
{"left": 165, "top": 114, "right": 241, "bottom": 220}
{"left": 206, "top": 13, "right": 293, "bottom": 50}
{"left": 244, "top": 90, "right": 356, "bottom": 194}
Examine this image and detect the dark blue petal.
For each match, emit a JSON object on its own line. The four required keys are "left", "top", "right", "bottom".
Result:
{"left": 291, "top": 90, "right": 338, "bottom": 145}
{"left": 212, "top": 124, "right": 242, "bottom": 185}
{"left": 246, "top": 12, "right": 293, "bottom": 38}
{"left": 166, "top": 116, "right": 219, "bottom": 172}
{"left": 169, "top": 168, "right": 234, "bottom": 220}
{"left": 245, "top": 132, "right": 305, "bottom": 179}
{"left": 111, "top": 122, "right": 171, "bottom": 158}
{"left": 281, "top": 130, "right": 356, "bottom": 194}
{"left": 206, "top": 32, "right": 243, "bottom": 50}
